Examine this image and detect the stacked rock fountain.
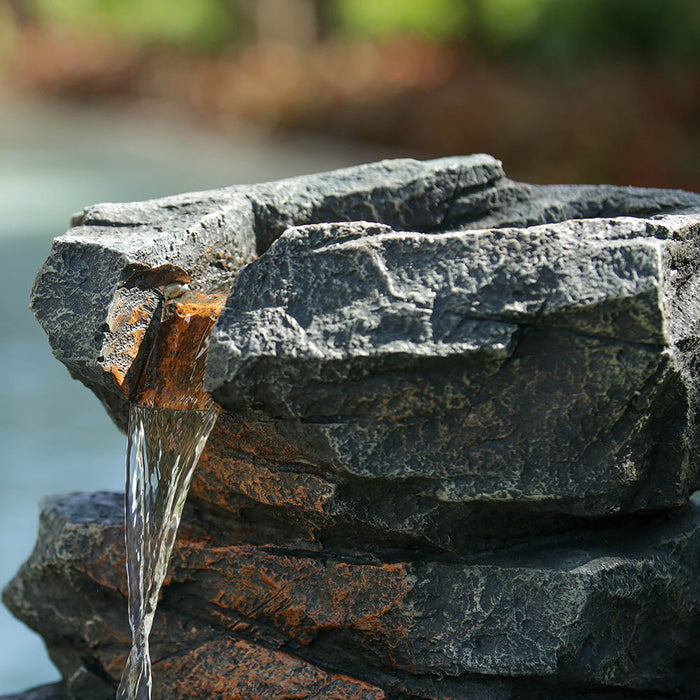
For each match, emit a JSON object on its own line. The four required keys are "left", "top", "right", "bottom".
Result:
{"left": 4, "top": 155, "right": 699, "bottom": 699}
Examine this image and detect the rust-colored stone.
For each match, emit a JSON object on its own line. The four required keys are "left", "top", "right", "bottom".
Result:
{"left": 7, "top": 494, "right": 399, "bottom": 698}
{"left": 58, "top": 514, "right": 413, "bottom": 656}
{"left": 173, "top": 543, "right": 413, "bottom": 651}
{"left": 133, "top": 290, "right": 226, "bottom": 410}
{"left": 154, "top": 638, "right": 387, "bottom": 700}
{"left": 97, "top": 628, "right": 388, "bottom": 700}
{"left": 191, "top": 413, "right": 337, "bottom": 516}
{"left": 14, "top": 492, "right": 699, "bottom": 698}
{"left": 102, "top": 290, "right": 159, "bottom": 392}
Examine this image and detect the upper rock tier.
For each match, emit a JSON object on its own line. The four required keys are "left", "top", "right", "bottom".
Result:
{"left": 30, "top": 155, "right": 700, "bottom": 532}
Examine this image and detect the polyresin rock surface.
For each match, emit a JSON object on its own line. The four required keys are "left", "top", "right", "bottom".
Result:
{"left": 29, "top": 156, "right": 700, "bottom": 529}
{"left": 4, "top": 494, "right": 699, "bottom": 699}
{"left": 17, "top": 156, "right": 700, "bottom": 698}
{"left": 206, "top": 216, "right": 699, "bottom": 518}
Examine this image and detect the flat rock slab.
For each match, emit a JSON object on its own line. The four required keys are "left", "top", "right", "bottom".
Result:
{"left": 0, "top": 685, "right": 65, "bottom": 700}
{"left": 206, "top": 215, "right": 700, "bottom": 518}
{"left": 29, "top": 155, "right": 700, "bottom": 531}
{"left": 4, "top": 493, "right": 698, "bottom": 699}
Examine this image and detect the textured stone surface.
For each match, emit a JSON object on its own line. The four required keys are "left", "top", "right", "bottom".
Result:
{"left": 133, "top": 289, "right": 226, "bottom": 410}
{"left": 30, "top": 155, "right": 502, "bottom": 424}
{"left": 4, "top": 494, "right": 699, "bottom": 699}
{"left": 206, "top": 214, "right": 700, "bottom": 519}
{"left": 30, "top": 154, "right": 700, "bottom": 436}
{"left": 15, "top": 156, "right": 700, "bottom": 698}
{"left": 29, "top": 156, "right": 700, "bottom": 527}
{"left": 0, "top": 684, "right": 65, "bottom": 700}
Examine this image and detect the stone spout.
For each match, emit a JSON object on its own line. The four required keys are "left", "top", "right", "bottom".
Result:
{"left": 5, "top": 155, "right": 700, "bottom": 698}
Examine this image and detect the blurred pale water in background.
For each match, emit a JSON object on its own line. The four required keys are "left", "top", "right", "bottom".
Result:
{"left": 0, "top": 97, "right": 382, "bottom": 693}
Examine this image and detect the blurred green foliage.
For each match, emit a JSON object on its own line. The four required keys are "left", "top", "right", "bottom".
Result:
{"left": 5, "top": 0, "right": 699, "bottom": 67}
{"left": 336, "top": 0, "right": 699, "bottom": 67}
{"left": 31, "top": 0, "right": 239, "bottom": 48}
{"left": 476, "top": 0, "right": 700, "bottom": 68}
{"left": 334, "top": 0, "right": 469, "bottom": 40}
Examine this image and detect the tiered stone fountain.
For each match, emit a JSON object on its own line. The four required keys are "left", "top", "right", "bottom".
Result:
{"left": 4, "top": 155, "right": 700, "bottom": 699}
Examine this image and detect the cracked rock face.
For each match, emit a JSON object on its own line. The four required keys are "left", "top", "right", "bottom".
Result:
{"left": 4, "top": 494, "right": 699, "bottom": 699}
{"left": 9, "top": 155, "right": 700, "bottom": 698}
{"left": 206, "top": 216, "right": 698, "bottom": 517}
{"left": 29, "top": 155, "right": 700, "bottom": 529}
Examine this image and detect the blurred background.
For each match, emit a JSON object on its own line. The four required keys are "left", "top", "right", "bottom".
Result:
{"left": 0, "top": 0, "right": 698, "bottom": 693}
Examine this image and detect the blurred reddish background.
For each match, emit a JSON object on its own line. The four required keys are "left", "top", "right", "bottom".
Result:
{"left": 2, "top": 0, "right": 699, "bottom": 190}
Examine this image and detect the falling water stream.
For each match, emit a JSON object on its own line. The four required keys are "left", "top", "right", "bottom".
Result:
{"left": 116, "top": 289, "right": 225, "bottom": 700}
{"left": 117, "top": 406, "right": 217, "bottom": 699}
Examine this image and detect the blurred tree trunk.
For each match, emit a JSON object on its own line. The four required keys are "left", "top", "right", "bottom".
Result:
{"left": 313, "top": 0, "right": 334, "bottom": 40}
{"left": 4, "top": 0, "right": 37, "bottom": 27}
{"left": 239, "top": 0, "right": 329, "bottom": 45}
{"left": 465, "top": 0, "right": 485, "bottom": 42}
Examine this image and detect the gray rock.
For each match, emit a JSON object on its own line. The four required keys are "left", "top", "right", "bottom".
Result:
{"left": 19, "top": 155, "right": 700, "bottom": 698}
{"left": 30, "top": 155, "right": 700, "bottom": 518}
{"left": 206, "top": 210, "right": 700, "bottom": 515}
{"left": 30, "top": 155, "right": 501, "bottom": 427}
{"left": 31, "top": 154, "right": 700, "bottom": 437}
{"left": 4, "top": 493, "right": 699, "bottom": 698}
{"left": 30, "top": 188, "right": 256, "bottom": 427}
{"left": 0, "top": 684, "right": 65, "bottom": 700}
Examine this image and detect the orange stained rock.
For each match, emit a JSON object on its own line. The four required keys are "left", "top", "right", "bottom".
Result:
{"left": 191, "top": 452, "right": 336, "bottom": 514}
{"left": 192, "top": 413, "right": 337, "bottom": 514}
{"left": 212, "top": 415, "right": 311, "bottom": 462}
{"left": 79, "top": 524, "right": 415, "bottom": 653}
{"left": 171, "top": 542, "right": 414, "bottom": 651}
{"left": 102, "top": 294, "right": 159, "bottom": 391}
{"left": 133, "top": 290, "right": 226, "bottom": 410}
{"left": 154, "top": 637, "right": 388, "bottom": 700}
{"left": 204, "top": 413, "right": 314, "bottom": 464}
{"left": 47, "top": 503, "right": 414, "bottom": 697}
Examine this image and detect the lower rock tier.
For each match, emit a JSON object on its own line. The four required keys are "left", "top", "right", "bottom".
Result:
{"left": 0, "top": 684, "right": 66, "bottom": 700}
{"left": 3, "top": 493, "right": 698, "bottom": 700}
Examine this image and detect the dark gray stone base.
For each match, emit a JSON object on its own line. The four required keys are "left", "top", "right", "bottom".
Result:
{"left": 0, "top": 683, "right": 65, "bottom": 700}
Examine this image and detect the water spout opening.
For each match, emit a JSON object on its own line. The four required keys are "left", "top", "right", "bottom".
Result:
{"left": 116, "top": 289, "right": 226, "bottom": 700}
